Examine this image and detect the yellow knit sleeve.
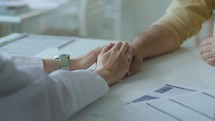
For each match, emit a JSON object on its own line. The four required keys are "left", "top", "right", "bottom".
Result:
{"left": 153, "top": 0, "right": 214, "bottom": 47}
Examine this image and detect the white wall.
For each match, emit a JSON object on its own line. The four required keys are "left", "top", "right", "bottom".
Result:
{"left": 0, "top": 0, "right": 209, "bottom": 46}
{"left": 121, "top": 0, "right": 171, "bottom": 41}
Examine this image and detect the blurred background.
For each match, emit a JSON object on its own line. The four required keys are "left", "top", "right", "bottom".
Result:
{"left": 0, "top": 0, "right": 210, "bottom": 46}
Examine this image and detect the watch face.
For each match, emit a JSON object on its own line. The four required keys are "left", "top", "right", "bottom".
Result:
{"left": 57, "top": 54, "right": 71, "bottom": 70}
{"left": 59, "top": 54, "right": 70, "bottom": 58}
{"left": 53, "top": 54, "right": 70, "bottom": 59}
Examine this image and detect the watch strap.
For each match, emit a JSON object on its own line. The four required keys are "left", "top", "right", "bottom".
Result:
{"left": 56, "top": 54, "right": 70, "bottom": 70}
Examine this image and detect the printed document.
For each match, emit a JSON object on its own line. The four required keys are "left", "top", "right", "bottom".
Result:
{"left": 89, "top": 84, "right": 215, "bottom": 121}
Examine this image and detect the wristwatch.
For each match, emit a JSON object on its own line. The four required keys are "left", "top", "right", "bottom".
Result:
{"left": 54, "top": 54, "right": 71, "bottom": 70}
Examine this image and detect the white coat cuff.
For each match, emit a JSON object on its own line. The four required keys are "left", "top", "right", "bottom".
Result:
{"left": 10, "top": 56, "right": 43, "bottom": 70}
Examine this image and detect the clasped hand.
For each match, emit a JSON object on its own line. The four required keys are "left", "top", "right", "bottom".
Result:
{"left": 200, "top": 37, "right": 215, "bottom": 66}
{"left": 71, "top": 42, "right": 133, "bottom": 86}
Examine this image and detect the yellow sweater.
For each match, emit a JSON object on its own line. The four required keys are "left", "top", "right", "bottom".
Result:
{"left": 154, "top": 0, "right": 215, "bottom": 46}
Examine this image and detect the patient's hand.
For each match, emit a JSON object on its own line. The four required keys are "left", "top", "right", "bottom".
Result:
{"left": 127, "top": 54, "right": 142, "bottom": 76}
{"left": 200, "top": 37, "right": 215, "bottom": 66}
{"left": 126, "top": 44, "right": 143, "bottom": 76}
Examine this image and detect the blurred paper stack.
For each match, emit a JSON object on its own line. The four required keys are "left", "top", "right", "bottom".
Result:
{"left": 0, "top": 0, "right": 27, "bottom": 8}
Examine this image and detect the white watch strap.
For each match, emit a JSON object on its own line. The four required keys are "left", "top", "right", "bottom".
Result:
{"left": 55, "top": 54, "right": 70, "bottom": 70}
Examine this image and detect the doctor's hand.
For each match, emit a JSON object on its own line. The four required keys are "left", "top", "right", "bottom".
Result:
{"left": 95, "top": 42, "right": 132, "bottom": 86}
{"left": 200, "top": 37, "right": 215, "bottom": 66}
{"left": 70, "top": 46, "right": 103, "bottom": 70}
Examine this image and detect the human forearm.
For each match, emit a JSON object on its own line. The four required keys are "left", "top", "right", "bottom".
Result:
{"left": 130, "top": 25, "right": 177, "bottom": 60}
{"left": 43, "top": 59, "right": 85, "bottom": 73}
{"left": 134, "top": 0, "right": 214, "bottom": 60}
{"left": 42, "top": 59, "right": 60, "bottom": 73}
{"left": 43, "top": 47, "right": 103, "bottom": 73}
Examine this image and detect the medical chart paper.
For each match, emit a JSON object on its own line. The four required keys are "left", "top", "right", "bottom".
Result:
{"left": 126, "top": 84, "right": 197, "bottom": 104}
{"left": 123, "top": 84, "right": 215, "bottom": 121}
{"left": 124, "top": 89, "right": 215, "bottom": 121}
{"left": 0, "top": 34, "right": 75, "bottom": 57}
{"left": 87, "top": 84, "right": 215, "bottom": 121}
{"left": 0, "top": 0, "right": 27, "bottom": 7}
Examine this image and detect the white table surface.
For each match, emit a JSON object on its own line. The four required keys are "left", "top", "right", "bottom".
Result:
{"left": 67, "top": 39, "right": 215, "bottom": 121}
{"left": 1, "top": 33, "right": 215, "bottom": 121}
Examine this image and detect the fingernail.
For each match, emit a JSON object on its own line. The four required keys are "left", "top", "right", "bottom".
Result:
{"left": 109, "top": 42, "right": 113, "bottom": 46}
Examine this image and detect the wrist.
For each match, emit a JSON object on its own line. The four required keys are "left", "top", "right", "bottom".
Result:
{"left": 43, "top": 59, "right": 61, "bottom": 73}
{"left": 69, "top": 58, "right": 80, "bottom": 70}
{"left": 94, "top": 69, "right": 115, "bottom": 86}
{"left": 129, "top": 41, "right": 145, "bottom": 60}
{"left": 54, "top": 54, "right": 71, "bottom": 70}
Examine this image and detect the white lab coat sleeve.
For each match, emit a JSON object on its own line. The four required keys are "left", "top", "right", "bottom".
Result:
{"left": 10, "top": 55, "right": 43, "bottom": 70}
{"left": 0, "top": 53, "right": 44, "bottom": 69}
{"left": 0, "top": 56, "right": 109, "bottom": 121}
{"left": 48, "top": 70, "right": 109, "bottom": 119}
{"left": 0, "top": 57, "right": 52, "bottom": 121}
